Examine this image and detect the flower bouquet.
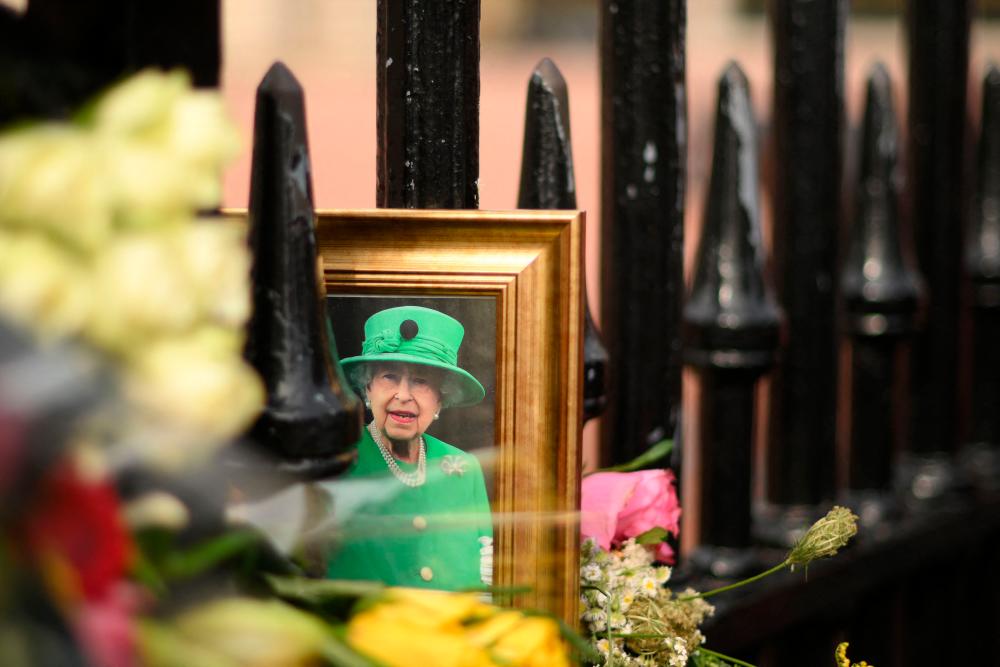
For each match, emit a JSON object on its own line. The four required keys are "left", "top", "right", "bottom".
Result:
{"left": 0, "top": 69, "right": 581, "bottom": 667}
{"left": 579, "top": 450, "right": 862, "bottom": 667}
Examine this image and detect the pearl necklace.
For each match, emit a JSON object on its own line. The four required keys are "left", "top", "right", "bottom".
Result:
{"left": 368, "top": 421, "right": 426, "bottom": 487}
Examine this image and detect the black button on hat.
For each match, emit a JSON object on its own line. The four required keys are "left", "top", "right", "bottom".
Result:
{"left": 400, "top": 319, "right": 419, "bottom": 340}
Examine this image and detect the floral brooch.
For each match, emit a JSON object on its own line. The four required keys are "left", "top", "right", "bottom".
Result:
{"left": 440, "top": 455, "right": 467, "bottom": 477}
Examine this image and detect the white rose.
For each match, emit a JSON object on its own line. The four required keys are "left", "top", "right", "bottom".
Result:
{"left": 177, "top": 220, "right": 252, "bottom": 329}
{"left": 0, "top": 230, "right": 93, "bottom": 339}
{"left": 0, "top": 126, "right": 112, "bottom": 250}
{"left": 126, "top": 328, "right": 263, "bottom": 441}
{"left": 92, "top": 69, "right": 189, "bottom": 139}
{"left": 87, "top": 229, "right": 199, "bottom": 350}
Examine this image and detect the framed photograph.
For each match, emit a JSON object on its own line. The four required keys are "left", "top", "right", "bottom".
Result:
{"left": 318, "top": 208, "right": 584, "bottom": 623}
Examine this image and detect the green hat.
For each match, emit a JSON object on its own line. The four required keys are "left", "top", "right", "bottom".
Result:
{"left": 340, "top": 306, "right": 486, "bottom": 408}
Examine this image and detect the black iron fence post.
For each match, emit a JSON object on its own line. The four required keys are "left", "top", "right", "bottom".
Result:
{"left": 1, "top": 0, "right": 219, "bottom": 122}
{"left": 761, "top": 0, "right": 846, "bottom": 545}
{"left": 964, "top": 64, "right": 1000, "bottom": 492}
{"left": 377, "top": 0, "right": 480, "bottom": 209}
{"left": 840, "top": 63, "right": 920, "bottom": 527}
{"left": 900, "top": 0, "right": 973, "bottom": 504}
{"left": 683, "top": 63, "right": 781, "bottom": 579}
{"left": 243, "top": 63, "right": 362, "bottom": 481}
{"left": 517, "top": 58, "right": 609, "bottom": 424}
{"left": 599, "top": 0, "right": 687, "bottom": 464}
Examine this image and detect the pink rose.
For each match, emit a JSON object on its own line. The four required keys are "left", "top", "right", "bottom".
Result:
{"left": 580, "top": 469, "right": 681, "bottom": 563}
{"left": 75, "top": 582, "right": 144, "bottom": 667}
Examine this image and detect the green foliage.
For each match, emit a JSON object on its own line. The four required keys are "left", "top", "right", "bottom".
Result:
{"left": 586, "top": 439, "right": 674, "bottom": 476}
{"left": 634, "top": 526, "right": 670, "bottom": 546}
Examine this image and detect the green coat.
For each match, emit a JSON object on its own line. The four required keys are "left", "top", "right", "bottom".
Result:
{"left": 325, "top": 426, "right": 493, "bottom": 590}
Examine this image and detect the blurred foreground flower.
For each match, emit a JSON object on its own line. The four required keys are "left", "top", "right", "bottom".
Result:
{"left": 348, "top": 587, "right": 571, "bottom": 667}
{"left": 581, "top": 469, "right": 680, "bottom": 564}
{"left": 139, "top": 598, "right": 330, "bottom": 667}
{"left": 0, "top": 69, "right": 262, "bottom": 467}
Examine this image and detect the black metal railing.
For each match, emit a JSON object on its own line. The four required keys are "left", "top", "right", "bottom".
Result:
{"left": 2, "top": 1, "right": 998, "bottom": 665}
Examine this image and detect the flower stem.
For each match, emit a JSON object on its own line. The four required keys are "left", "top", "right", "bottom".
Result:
{"left": 695, "top": 646, "right": 757, "bottom": 667}
{"left": 678, "top": 560, "right": 790, "bottom": 602}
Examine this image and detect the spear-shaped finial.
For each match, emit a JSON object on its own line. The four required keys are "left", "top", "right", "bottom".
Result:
{"left": 518, "top": 57, "right": 609, "bottom": 422}
{"left": 683, "top": 62, "right": 780, "bottom": 578}
{"left": 243, "top": 62, "right": 362, "bottom": 480}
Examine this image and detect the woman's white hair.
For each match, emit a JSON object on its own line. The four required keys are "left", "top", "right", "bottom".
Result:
{"left": 349, "top": 361, "right": 460, "bottom": 408}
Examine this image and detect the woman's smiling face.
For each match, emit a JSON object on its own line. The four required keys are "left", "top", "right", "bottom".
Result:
{"left": 366, "top": 362, "right": 443, "bottom": 446}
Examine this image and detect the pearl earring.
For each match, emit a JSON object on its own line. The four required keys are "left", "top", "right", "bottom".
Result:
{"left": 434, "top": 412, "right": 440, "bottom": 420}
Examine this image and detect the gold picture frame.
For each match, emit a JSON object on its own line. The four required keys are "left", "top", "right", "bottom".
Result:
{"left": 316, "top": 208, "right": 584, "bottom": 623}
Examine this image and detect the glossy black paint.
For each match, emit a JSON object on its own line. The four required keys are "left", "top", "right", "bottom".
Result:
{"left": 376, "top": 0, "right": 480, "bottom": 209}
{"left": 684, "top": 64, "right": 780, "bottom": 577}
{"left": 599, "top": 0, "right": 686, "bottom": 463}
{"left": 0, "top": 0, "right": 219, "bottom": 123}
{"left": 517, "top": 58, "right": 609, "bottom": 423}
{"left": 841, "top": 64, "right": 919, "bottom": 502}
{"left": 964, "top": 64, "right": 1000, "bottom": 489}
{"left": 904, "top": 0, "right": 972, "bottom": 458}
{"left": 243, "top": 62, "right": 362, "bottom": 479}
{"left": 766, "top": 0, "right": 846, "bottom": 509}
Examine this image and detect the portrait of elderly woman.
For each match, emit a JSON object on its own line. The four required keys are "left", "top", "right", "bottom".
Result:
{"left": 325, "top": 304, "right": 494, "bottom": 590}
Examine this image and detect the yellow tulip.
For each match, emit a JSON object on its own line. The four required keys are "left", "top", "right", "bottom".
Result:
{"left": 349, "top": 610, "right": 495, "bottom": 667}
{"left": 487, "top": 616, "right": 570, "bottom": 667}
{"left": 347, "top": 588, "right": 571, "bottom": 667}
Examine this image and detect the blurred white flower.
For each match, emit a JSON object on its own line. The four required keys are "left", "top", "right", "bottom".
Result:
{"left": 0, "top": 230, "right": 93, "bottom": 338}
{"left": 87, "top": 229, "right": 200, "bottom": 348}
{"left": 176, "top": 220, "right": 252, "bottom": 329}
{"left": 0, "top": 69, "right": 258, "bottom": 472}
{"left": 0, "top": 126, "right": 112, "bottom": 250}
{"left": 125, "top": 327, "right": 263, "bottom": 442}
{"left": 94, "top": 70, "right": 240, "bottom": 222}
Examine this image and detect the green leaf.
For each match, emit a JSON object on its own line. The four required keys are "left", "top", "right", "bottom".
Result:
{"left": 690, "top": 647, "right": 757, "bottom": 667}
{"left": 320, "top": 632, "right": 388, "bottom": 667}
{"left": 586, "top": 439, "right": 674, "bottom": 475}
{"left": 634, "top": 526, "right": 670, "bottom": 545}
{"left": 266, "top": 575, "right": 386, "bottom": 604}
{"left": 160, "top": 530, "right": 260, "bottom": 580}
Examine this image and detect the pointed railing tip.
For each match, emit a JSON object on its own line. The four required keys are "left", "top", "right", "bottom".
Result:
{"left": 519, "top": 55, "right": 575, "bottom": 211}
{"left": 684, "top": 60, "right": 780, "bottom": 371}
{"left": 715, "top": 61, "right": 754, "bottom": 140}
{"left": 967, "top": 62, "right": 1000, "bottom": 284}
{"left": 867, "top": 60, "right": 892, "bottom": 91}
{"left": 258, "top": 60, "right": 304, "bottom": 94}
{"left": 842, "top": 62, "right": 919, "bottom": 336}
{"left": 862, "top": 63, "right": 895, "bottom": 147}
{"left": 530, "top": 57, "right": 567, "bottom": 94}
{"left": 720, "top": 60, "right": 749, "bottom": 89}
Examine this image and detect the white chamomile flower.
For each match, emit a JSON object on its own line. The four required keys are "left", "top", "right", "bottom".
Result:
{"left": 595, "top": 638, "right": 611, "bottom": 656}
{"left": 640, "top": 576, "right": 658, "bottom": 597}
{"left": 609, "top": 611, "right": 627, "bottom": 629}
{"left": 582, "top": 563, "right": 603, "bottom": 582}
{"left": 620, "top": 592, "right": 635, "bottom": 610}
{"left": 655, "top": 565, "right": 671, "bottom": 584}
